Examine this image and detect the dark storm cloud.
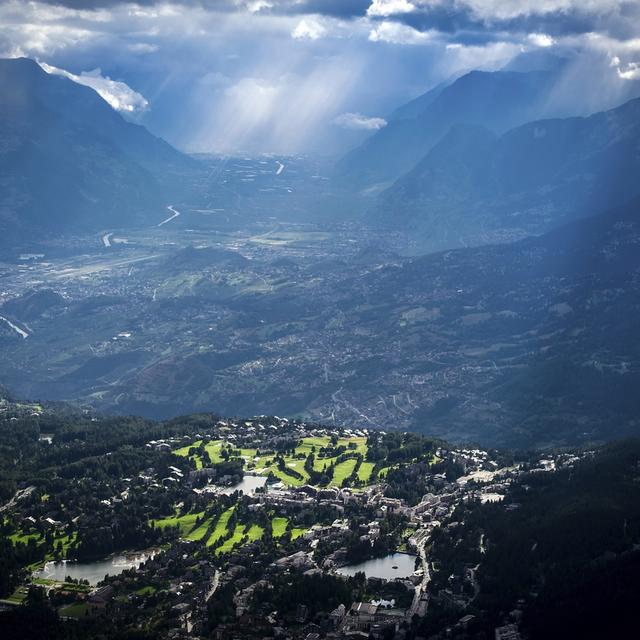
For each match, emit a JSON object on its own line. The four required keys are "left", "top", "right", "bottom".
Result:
{"left": 278, "top": 0, "right": 372, "bottom": 17}
{"left": 32, "top": 0, "right": 640, "bottom": 42}
{"left": 33, "top": 0, "right": 371, "bottom": 13}
{"left": 380, "top": 2, "right": 640, "bottom": 42}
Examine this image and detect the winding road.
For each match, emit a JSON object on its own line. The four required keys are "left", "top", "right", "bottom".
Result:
{"left": 158, "top": 205, "right": 181, "bottom": 226}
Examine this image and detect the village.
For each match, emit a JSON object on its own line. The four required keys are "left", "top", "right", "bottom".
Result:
{"left": 1, "top": 410, "right": 589, "bottom": 640}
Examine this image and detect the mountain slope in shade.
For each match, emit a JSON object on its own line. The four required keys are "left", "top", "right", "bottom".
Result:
{"left": 370, "top": 195, "right": 640, "bottom": 445}
{"left": 0, "top": 57, "right": 194, "bottom": 242}
{"left": 335, "top": 68, "right": 562, "bottom": 191}
{"left": 377, "top": 96, "right": 640, "bottom": 254}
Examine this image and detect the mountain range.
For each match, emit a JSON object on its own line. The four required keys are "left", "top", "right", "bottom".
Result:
{"left": 376, "top": 97, "right": 640, "bottom": 253}
{"left": 0, "top": 57, "right": 192, "bottom": 244}
{"left": 336, "top": 68, "right": 565, "bottom": 191}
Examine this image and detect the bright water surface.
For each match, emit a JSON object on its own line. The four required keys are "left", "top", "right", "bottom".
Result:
{"left": 218, "top": 474, "right": 267, "bottom": 495}
{"left": 335, "top": 552, "right": 417, "bottom": 579}
{"left": 34, "top": 550, "right": 154, "bottom": 585}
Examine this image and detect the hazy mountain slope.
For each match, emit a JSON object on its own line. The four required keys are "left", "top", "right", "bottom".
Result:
{"left": 0, "top": 58, "right": 193, "bottom": 242}
{"left": 387, "top": 79, "right": 450, "bottom": 121}
{"left": 368, "top": 195, "right": 640, "bottom": 444}
{"left": 335, "top": 69, "right": 561, "bottom": 191}
{"left": 378, "top": 97, "right": 640, "bottom": 253}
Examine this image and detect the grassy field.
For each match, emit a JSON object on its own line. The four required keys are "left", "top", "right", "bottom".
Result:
{"left": 216, "top": 524, "right": 246, "bottom": 554}
{"left": 52, "top": 532, "right": 77, "bottom": 557}
{"left": 330, "top": 458, "right": 358, "bottom": 487}
{"left": 32, "top": 578, "right": 90, "bottom": 592}
{"left": 204, "top": 441, "right": 228, "bottom": 464}
{"left": 151, "top": 510, "right": 205, "bottom": 537}
{"left": 9, "top": 530, "right": 42, "bottom": 545}
{"left": 205, "top": 507, "right": 235, "bottom": 547}
{"left": 151, "top": 507, "right": 305, "bottom": 555}
{"left": 271, "top": 516, "right": 307, "bottom": 540}
{"left": 5, "top": 586, "right": 28, "bottom": 604}
{"left": 172, "top": 435, "right": 377, "bottom": 489}
{"left": 295, "top": 436, "right": 331, "bottom": 455}
{"left": 245, "top": 524, "right": 264, "bottom": 542}
{"left": 185, "top": 517, "right": 212, "bottom": 542}
{"left": 271, "top": 516, "right": 288, "bottom": 537}
{"left": 59, "top": 602, "right": 91, "bottom": 618}
{"left": 358, "top": 461, "right": 375, "bottom": 483}
{"left": 173, "top": 440, "right": 202, "bottom": 456}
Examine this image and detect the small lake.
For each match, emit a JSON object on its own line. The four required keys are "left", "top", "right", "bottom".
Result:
{"left": 34, "top": 550, "right": 155, "bottom": 586}
{"left": 218, "top": 474, "right": 267, "bottom": 495}
{"left": 336, "top": 552, "right": 418, "bottom": 580}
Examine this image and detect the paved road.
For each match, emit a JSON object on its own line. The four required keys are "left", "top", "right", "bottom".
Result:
{"left": 408, "top": 536, "right": 430, "bottom": 619}
{"left": 0, "top": 486, "right": 35, "bottom": 513}
{"left": 183, "top": 569, "right": 220, "bottom": 633}
{"left": 158, "top": 205, "right": 181, "bottom": 226}
{"left": 0, "top": 315, "right": 29, "bottom": 339}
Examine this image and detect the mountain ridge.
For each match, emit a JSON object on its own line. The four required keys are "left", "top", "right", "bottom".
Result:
{"left": 376, "top": 95, "right": 640, "bottom": 254}
{"left": 335, "top": 68, "right": 563, "bottom": 191}
{"left": 0, "top": 57, "right": 194, "bottom": 243}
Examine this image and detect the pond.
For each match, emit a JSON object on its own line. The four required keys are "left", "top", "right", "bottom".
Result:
{"left": 217, "top": 474, "right": 267, "bottom": 495}
{"left": 335, "top": 552, "right": 418, "bottom": 580}
{"left": 34, "top": 550, "right": 155, "bottom": 586}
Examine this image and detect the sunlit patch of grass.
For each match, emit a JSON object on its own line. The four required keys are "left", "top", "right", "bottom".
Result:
{"left": 205, "top": 507, "right": 235, "bottom": 547}
{"left": 245, "top": 524, "right": 264, "bottom": 542}
{"left": 330, "top": 458, "right": 358, "bottom": 487}
{"left": 357, "top": 462, "right": 375, "bottom": 483}
{"left": 271, "top": 516, "right": 288, "bottom": 538}
{"left": 151, "top": 510, "right": 205, "bottom": 537}
{"left": 291, "top": 527, "right": 307, "bottom": 540}
{"left": 215, "top": 523, "right": 246, "bottom": 555}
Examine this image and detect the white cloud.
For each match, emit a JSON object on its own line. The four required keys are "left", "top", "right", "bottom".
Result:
{"left": 1, "top": 44, "right": 26, "bottom": 58}
{"left": 369, "top": 21, "right": 432, "bottom": 45}
{"left": 334, "top": 112, "right": 388, "bottom": 130}
{"left": 442, "top": 41, "right": 522, "bottom": 72}
{"left": 292, "top": 18, "right": 327, "bottom": 40}
{"left": 459, "top": 0, "right": 620, "bottom": 21}
{"left": 528, "top": 33, "right": 555, "bottom": 47}
{"left": 245, "top": 1, "right": 274, "bottom": 13}
{"left": 615, "top": 60, "right": 640, "bottom": 80}
{"left": 38, "top": 62, "right": 149, "bottom": 113}
{"left": 367, "top": 0, "right": 416, "bottom": 17}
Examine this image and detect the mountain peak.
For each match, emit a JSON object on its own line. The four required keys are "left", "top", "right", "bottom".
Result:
{"left": 0, "top": 56, "right": 192, "bottom": 243}
{"left": 337, "top": 67, "right": 563, "bottom": 189}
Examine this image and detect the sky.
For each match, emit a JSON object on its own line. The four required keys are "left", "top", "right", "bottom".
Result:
{"left": 1, "top": 0, "right": 639, "bottom": 154}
